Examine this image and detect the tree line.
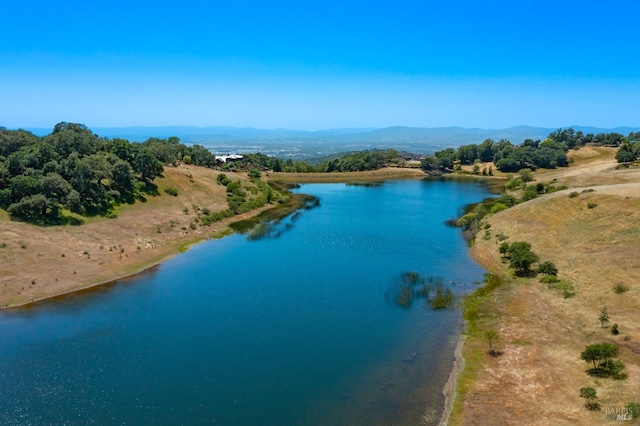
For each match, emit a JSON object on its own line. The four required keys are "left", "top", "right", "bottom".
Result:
{"left": 422, "top": 128, "right": 640, "bottom": 173}
{"left": 220, "top": 149, "right": 400, "bottom": 173}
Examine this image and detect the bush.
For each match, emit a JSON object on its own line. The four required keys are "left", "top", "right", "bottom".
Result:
{"left": 505, "top": 177, "right": 524, "bottom": 190}
{"left": 587, "top": 202, "right": 598, "bottom": 209}
{"left": 518, "top": 168, "right": 534, "bottom": 182}
{"left": 613, "top": 283, "right": 629, "bottom": 294}
{"left": 538, "top": 260, "right": 558, "bottom": 276}
{"left": 216, "top": 173, "right": 231, "bottom": 186}
{"left": 164, "top": 187, "right": 178, "bottom": 196}
{"left": 611, "top": 324, "right": 620, "bottom": 335}
{"left": 626, "top": 402, "right": 640, "bottom": 420}
{"left": 540, "top": 275, "right": 560, "bottom": 284}
{"left": 547, "top": 280, "right": 575, "bottom": 298}
{"left": 569, "top": 191, "right": 579, "bottom": 198}
{"left": 490, "top": 202, "right": 508, "bottom": 214}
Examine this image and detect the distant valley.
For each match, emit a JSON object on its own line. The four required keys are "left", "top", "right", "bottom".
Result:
{"left": 22, "top": 125, "right": 640, "bottom": 161}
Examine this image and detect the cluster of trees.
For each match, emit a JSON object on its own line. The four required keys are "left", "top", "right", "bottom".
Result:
{"left": 0, "top": 123, "right": 218, "bottom": 223}
{"left": 420, "top": 136, "right": 569, "bottom": 173}
{"left": 615, "top": 132, "right": 640, "bottom": 163}
{"left": 422, "top": 128, "right": 640, "bottom": 173}
{"left": 580, "top": 342, "right": 625, "bottom": 379}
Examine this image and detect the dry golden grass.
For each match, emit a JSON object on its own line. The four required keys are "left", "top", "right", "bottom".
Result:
{"left": 451, "top": 148, "right": 640, "bottom": 425}
{"left": 267, "top": 166, "right": 426, "bottom": 183}
{"left": 0, "top": 165, "right": 272, "bottom": 308}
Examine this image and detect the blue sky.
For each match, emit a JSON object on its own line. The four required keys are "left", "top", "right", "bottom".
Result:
{"left": 2, "top": 0, "right": 639, "bottom": 130}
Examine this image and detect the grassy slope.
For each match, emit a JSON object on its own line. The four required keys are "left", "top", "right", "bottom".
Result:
{"left": 0, "top": 165, "right": 274, "bottom": 308}
{"left": 450, "top": 147, "right": 640, "bottom": 425}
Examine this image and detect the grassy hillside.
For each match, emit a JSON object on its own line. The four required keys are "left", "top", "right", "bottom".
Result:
{"left": 0, "top": 165, "right": 277, "bottom": 308}
{"left": 451, "top": 147, "right": 640, "bottom": 425}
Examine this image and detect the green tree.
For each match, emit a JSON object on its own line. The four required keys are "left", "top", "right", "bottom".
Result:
{"left": 579, "top": 387, "right": 598, "bottom": 410}
{"left": 7, "top": 194, "right": 58, "bottom": 222}
{"left": 111, "top": 160, "right": 136, "bottom": 196}
{"left": 42, "top": 173, "right": 72, "bottom": 203}
{"left": 133, "top": 149, "right": 163, "bottom": 182}
{"left": 506, "top": 241, "right": 539, "bottom": 276}
{"left": 616, "top": 143, "right": 637, "bottom": 163}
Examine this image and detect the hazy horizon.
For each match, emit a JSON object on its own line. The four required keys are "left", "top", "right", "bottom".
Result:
{"left": 2, "top": 1, "right": 639, "bottom": 130}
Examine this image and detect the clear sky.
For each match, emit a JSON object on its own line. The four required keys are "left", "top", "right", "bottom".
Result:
{"left": 2, "top": 0, "right": 639, "bottom": 130}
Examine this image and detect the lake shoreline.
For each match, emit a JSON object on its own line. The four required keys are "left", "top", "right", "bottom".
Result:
{"left": 0, "top": 168, "right": 492, "bottom": 424}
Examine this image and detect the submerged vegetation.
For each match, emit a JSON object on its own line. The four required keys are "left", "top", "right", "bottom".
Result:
{"left": 386, "top": 273, "right": 457, "bottom": 310}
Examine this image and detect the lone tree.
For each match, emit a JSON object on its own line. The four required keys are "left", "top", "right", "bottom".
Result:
{"left": 485, "top": 330, "right": 500, "bottom": 355}
{"left": 579, "top": 387, "right": 599, "bottom": 410}
{"left": 599, "top": 306, "right": 610, "bottom": 328}
{"left": 505, "top": 241, "right": 539, "bottom": 276}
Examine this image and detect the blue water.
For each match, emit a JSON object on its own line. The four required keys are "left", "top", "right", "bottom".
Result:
{"left": 0, "top": 179, "right": 490, "bottom": 425}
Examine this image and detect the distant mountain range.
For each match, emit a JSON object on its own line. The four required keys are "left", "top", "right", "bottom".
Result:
{"left": 17, "top": 124, "right": 640, "bottom": 160}
{"left": 22, "top": 124, "right": 640, "bottom": 144}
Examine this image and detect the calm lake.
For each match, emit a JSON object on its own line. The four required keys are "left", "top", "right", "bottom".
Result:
{"left": 0, "top": 179, "right": 490, "bottom": 425}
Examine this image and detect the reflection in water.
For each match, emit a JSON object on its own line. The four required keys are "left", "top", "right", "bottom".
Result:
{"left": 247, "top": 197, "right": 319, "bottom": 241}
{"left": 345, "top": 181, "right": 384, "bottom": 188}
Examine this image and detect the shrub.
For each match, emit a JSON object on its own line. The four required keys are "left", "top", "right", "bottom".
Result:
{"left": 216, "top": 173, "right": 231, "bottom": 186}
{"left": 538, "top": 260, "right": 558, "bottom": 276}
{"left": 613, "top": 283, "right": 629, "bottom": 294}
{"left": 490, "top": 202, "right": 508, "bottom": 214}
{"left": 587, "top": 202, "right": 597, "bottom": 209}
{"left": 495, "top": 232, "right": 509, "bottom": 242}
{"left": 518, "top": 168, "right": 534, "bottom": 182}
{"left": 569, "top": 191, "right": 579, "bottom": 198}
{"left": 626, "top": 402, "right": 640, "bottom": 420}
{"left": 540, "top": 275, "right": 560, "bottom": 284}
{"left": 164, "top": 187, "right": 178, "bottom": 196}
{"left": 547, "top": 280, "right": 575, "bottom": 298}
{"left": 521, "top": 185, "right": 539, "bottom": 201}
{"left": 611, "top": 324, "right": 619, "bottom": 335}
{"left": 505, "top": 177, "right": 524, "bottom": 190}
